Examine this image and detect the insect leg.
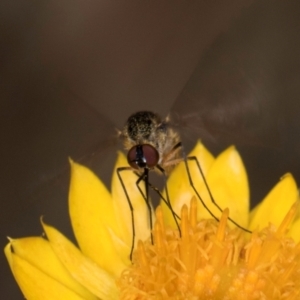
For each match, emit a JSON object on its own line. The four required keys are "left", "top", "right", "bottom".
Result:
{"left": 156, "top": 164, "right": 182, "bottom": 236}
{"left": 134, "top": 169, "right": 181, "bottom": 239}
{"left": 116, "top": 166, "right": 136, "bottom": 260}
{"left": 145, "top": 181, "right": 181, "bottom": 221}
{"left": 186, "top": 156, "right": 251, "bottom": 233}
{"left": 135, "top": 168, "right": 154, "bottom": 244}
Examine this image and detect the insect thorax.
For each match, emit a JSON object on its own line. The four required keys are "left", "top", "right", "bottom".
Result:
{"left": 121, "top": 111, "right": 181, "bottom": 167}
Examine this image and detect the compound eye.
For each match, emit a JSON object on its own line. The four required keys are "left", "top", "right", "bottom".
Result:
{"left": 127, "top": 144, "right": 159, "bottom": 169}
{"left": 142, "top": 144, "right": 159, "bottom": 168}
{"left": 127, "top": 146, "right": 139, "bottom": 170}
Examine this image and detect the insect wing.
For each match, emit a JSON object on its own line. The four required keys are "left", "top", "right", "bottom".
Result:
{"left": 2, "top": 87, "right": 118, "bottom": 237}
{"left": 170, "top": 2, "right": 300, "bottom": 205}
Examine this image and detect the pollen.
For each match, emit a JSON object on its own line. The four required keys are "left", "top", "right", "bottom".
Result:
{"left": 118, "top": 199, "right": 300, "bottom": 299}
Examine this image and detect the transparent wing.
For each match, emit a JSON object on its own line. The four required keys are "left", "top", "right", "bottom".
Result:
{"left": 1, "top": 85, "right": 119, "bottom": 239}
{"left": 170, "top": 1, "right": 300, "bottom": 205}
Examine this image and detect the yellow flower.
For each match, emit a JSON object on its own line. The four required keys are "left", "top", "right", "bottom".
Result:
{"left": 4, "top": 141, "right": 300, "bottom": 299}
{"left": 119, "top": 199, "right": 300, "bottom": 299}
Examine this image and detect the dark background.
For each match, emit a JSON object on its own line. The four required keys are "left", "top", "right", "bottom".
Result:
{"left": 1, "top": 1, "right": 300, "bottom": 298}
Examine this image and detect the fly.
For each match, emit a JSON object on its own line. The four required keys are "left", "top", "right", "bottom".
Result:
{"left": 117, "top": 111, "right": 251, "bottom": 260}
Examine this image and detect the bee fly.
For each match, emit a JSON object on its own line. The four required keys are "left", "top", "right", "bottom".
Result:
{"left": 117, "top": 111, "right": 251, "bottom": 260}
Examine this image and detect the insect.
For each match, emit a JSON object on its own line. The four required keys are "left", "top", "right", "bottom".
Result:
{"left": 117, "top": 111, "right": 251, "bottom": 259}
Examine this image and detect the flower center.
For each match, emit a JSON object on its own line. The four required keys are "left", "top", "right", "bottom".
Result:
{"left": 118, "top": 199, "right": 300, "bottom": 299}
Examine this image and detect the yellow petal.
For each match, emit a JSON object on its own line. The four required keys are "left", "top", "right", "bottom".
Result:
{"left": 249, "top": 173, "right": 299, "bottom": 230}
{"left": 69, "top": 160, "right": 127, "bottom": 276}
{"left": 42, "top": 221, "right": 119, "bottom": 300}
{"left": 289, "top": 216, "right": 300, "bottom": 242}
{"left": 199, "top": 146, "right": 249, "bottom": 227}
{"left": 161, "top": 141, "right": 215, "bottom": 227}
{"left": 4, "top": 242, "right": 90, "bottom": 300}
{"left": 111, "top": 152, "right": 151, "bottom": 245}
{"left": 5, "top": 242, "right": 14, "bottom": 271}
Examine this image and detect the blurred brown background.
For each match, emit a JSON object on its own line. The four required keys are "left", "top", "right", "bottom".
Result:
{"left": 1, "top": 0, "right": 300, "bottom": 298}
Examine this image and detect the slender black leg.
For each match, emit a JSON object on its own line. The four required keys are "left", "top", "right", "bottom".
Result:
{"left": 186, "top": 156, "right": 251, "bottom": 233}
{"left": 183, "top": 158, "right": 220, "bottom": 221}
{"left": 117, "top": 165, "right": 178, "bottom": 260}
{"left": 116, "top": 166, "right": 136, "bottom": 260}
{"left": 156, "top": 165, "right": 181, "bottom": 236}
{"left": 146, "top": 181, "right": 181, "bottom": 221}
{"left": 135, "top": 169, "right": 154, "bottom": 244}
{"left": 135, "top": 169, "right": 181, "bottom": 237}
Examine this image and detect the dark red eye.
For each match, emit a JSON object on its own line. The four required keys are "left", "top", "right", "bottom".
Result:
{"left": 142, "top": 144, "right": 159, "bottom": 167}
{"left": 127, "top": 144, "right": 159, "bottom": 170}
{"left": 127, "top": 146, "right": 139, "bottom": 169}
